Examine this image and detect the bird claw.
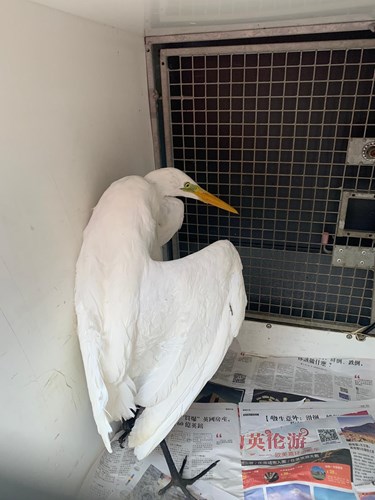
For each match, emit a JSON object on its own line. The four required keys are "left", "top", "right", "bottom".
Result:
{"left": 158, "top": 440, "right": 219, "bottom": 499}
{"left": 179, "top": 455, "right": 188, "bottom": 475}
{"left": 158, "top": 478, "right": 195, "bottom": 499}
{"left": 158, "top": 460, "right": 220, "bottom": 499}
{"left": 118, "top": 411, "right": 140, "bottom": 448}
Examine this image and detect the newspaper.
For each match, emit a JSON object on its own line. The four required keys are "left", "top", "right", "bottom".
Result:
{"left": 241, "top": 413, "right": 375, "bottom": 498}
{"left": 213, "top": 347, "right": 375, "bottom": 498}
{"left": 113, "top": 461, "right": 235, "bottom": 500}
{"left": 79, "top": 403, "right": 241, "bottom": 499}
{"left": 79, "top": 401, "right": 375, "bottom": 499}
{"left": 79, "top": 349, "right": 375, "bottom": 499}
{"left": 239, "top": 400, "right": 375, "bottom": 434}
{"left": 212, "top": 347, "right": 375, "bottom": 402}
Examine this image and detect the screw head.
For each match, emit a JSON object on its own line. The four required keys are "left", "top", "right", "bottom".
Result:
{"left": 337, "top": 259, "right": 342, "bottom": 263}
{"left": 346, "top": 334, "right": 353, "bottom": 339}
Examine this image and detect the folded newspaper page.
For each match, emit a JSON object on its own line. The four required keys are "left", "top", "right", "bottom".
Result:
{"left": 239, "top": 400, "right": 375, "bottom": 434}
{"left": 211, "top": 347, "right": 375, "bottom": 402}
{"left": 241, "top": 413, "right": 375, "bottom": 499}
{"left": 79, "top": 403, "right": 241, "bottom": 499}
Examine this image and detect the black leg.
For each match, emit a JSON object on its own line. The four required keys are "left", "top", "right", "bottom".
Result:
{"left": 119, "top": 418, "right": 133, "bottom": 448}
{"left": 118, "top": 409, "right": 140, "bottom": 448}
{"left": 158, "top": 440, "right": 219, "bottom": 499}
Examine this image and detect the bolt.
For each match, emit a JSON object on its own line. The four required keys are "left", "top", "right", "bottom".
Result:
{"left": 266, "top": 323, "right": 272, "bottom": 329}
{"left": 346, "top": 334, "right": 353, "bottom": 339}
{"left": 362, "top": 251, "right": 366, "bottom": 255}
{"left": 339, "top": 248, "right": 343, "bottom": 253}
{"left": 337, "top": 259, "right": 342, "bottom": 263}
{"left": 360, "top": 261, "right": 364, "bottom": 265}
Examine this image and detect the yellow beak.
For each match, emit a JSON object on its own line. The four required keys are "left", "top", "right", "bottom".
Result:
{"left": 195, "top": 188, "right": 238, "bottom": 214}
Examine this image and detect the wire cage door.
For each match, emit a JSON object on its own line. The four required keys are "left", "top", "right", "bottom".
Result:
{"left": 159, "top": 38, "right": 375, "bottom": 329}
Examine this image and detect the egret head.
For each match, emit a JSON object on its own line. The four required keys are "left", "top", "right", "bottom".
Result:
{"left": 145, "top": 167, "right": 238, "bottom": 214}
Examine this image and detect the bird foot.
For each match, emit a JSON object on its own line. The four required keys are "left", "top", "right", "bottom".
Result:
{"left": 158, "top": 440, "right": 219, "bottom": 499}
{"left": 118, "top": 410, "right": 139, "bottom": 448}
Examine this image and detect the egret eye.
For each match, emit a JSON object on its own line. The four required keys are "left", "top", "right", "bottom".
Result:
{"left": 184, "top": 182, "right": 191, "bottom": 188}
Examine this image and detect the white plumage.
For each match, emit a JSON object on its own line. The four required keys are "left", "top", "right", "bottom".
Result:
{"left": 75, "top": 168, "right": 247, "bottom": 460}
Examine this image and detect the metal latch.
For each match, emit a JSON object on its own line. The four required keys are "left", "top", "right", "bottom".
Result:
{"left": 332, "top": 246, "right": 375, "bottom": 269}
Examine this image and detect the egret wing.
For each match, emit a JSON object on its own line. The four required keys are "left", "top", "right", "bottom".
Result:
{"left": 75, "top": 176, "right": 158, "bottom": 451}
{"left": 128, "top": 240, "right": 246, "bottom": 459}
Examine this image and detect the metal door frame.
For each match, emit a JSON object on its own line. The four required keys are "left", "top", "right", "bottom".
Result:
{"left": 145, "top": 22, "right": 375, "bottom": 331}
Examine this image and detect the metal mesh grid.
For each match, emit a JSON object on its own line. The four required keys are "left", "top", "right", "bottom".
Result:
{"left": 161, "top": 41, "right": 375, "bottom": 328}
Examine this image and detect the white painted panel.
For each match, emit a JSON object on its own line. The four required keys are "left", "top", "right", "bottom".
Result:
{"left": 146, "top": 0, "right": 375, "bottom": 35}
{"left": 238, "top": 320, "right": 375, "bottom": 359}
{"left": 0, "top": 0, "right": 153, "bottom": 497}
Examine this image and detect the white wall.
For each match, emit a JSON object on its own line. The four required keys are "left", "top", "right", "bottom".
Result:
{"left": 31, "top": 0, "right": 145, "bottom": 35}
{"left": 0, "top": 0, "right": 153, "bottom": 497}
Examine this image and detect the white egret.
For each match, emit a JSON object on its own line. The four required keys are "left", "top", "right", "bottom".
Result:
{"left": 75, "top": 167, "right": 246, "bottom": 497}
